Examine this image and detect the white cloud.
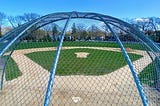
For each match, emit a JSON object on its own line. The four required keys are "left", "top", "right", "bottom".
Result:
{"left": 135, "top": 18, "right": 150, "bottom": 22}
{"left": 98, "top": 22, "right": 105, "bottom": 26}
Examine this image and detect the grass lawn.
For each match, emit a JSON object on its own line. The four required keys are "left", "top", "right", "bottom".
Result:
{"left": 5, "top": 57, "right": 22, "bottom": 81}
{"left": 4, "top": 41, "right": 144, "bottom": 80}
{"left": 16, "top": 41, "right": 144, "bottom": 50}
{"left": 139, "top": 62, "right": 155, "bottom": 87}
{"left": 26, "top": 48, "right": 143, "bottom": 75}
{"left": 139, "top": 58, "right": 160, "bottom": 87}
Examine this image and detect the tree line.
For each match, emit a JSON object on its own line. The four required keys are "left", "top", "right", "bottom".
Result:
{"left": 1, "top": 12, "right": 160, "bottom": 42}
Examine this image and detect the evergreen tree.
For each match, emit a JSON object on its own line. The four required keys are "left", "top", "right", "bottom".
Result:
{"left": 71, "top": 23, "right": 77, "bottom": 37}
{"left": 52, "top": 25, "right": 58, "bottom": 41}
{"left": 52, "top": 26, "right": 58, "bottom": 35}
{"left": 0, "top": 12, "right": 6, "bottom": 37}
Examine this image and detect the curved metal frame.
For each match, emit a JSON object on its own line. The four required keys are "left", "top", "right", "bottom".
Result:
{"left": 0, "top": 40, "right": 21, "bottom": 90}
{"left": 44, "top": 12, "right": 73, "bottom": 106}
{"left": 106, "top": 23, "right": 148, "bottom": 106}
{"left": 1, "top": 11, "right": 160, "bottom": 106}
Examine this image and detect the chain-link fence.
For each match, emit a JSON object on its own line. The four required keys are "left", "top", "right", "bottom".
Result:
{"left": 0, "top": 12, "right": 160, "bottom": 106}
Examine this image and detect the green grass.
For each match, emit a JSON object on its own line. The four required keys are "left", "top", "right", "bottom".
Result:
{"left": 139, "top": 58, "right": 160, "bottom": 87}
{"left": 4, "top": 41, "right": 144, "bottom": 80}
{"left": 16, "top": 41, "right": 144, "bottom": 50}
{"left": 26, "top": 48, "right": 143, "bottom": 75}
{"left": 5, "top": 57, "right": 22, "bottom": 81}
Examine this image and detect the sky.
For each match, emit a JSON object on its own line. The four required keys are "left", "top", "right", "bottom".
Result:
{"left": 0, "top": 0, "right": 160, "bottom": 19}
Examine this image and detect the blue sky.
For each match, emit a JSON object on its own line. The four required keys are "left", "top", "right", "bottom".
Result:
{"left": 0, "top": 0, "right": 160, "bottom": 19}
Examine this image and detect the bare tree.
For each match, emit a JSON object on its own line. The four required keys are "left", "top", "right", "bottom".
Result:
{"left": 101, "top": 24, "right": 110, "bottom": 34}
{"left": 71, "top": 23, "right": 77, "bottom": 37}
{"left": 76, "top": 23, "right": 87, "bottom": 40}
{"left": 155, "top": 17, "right": 160, "bottom": 30}
{"left": 154, "top": 17, "right": 160, "bottom": 42}
{"left": 23, "top": 13, "right": 40, "bottom": 22}
{"left": 0, "top": 12, "right": 6, "bottom": 37}
{"left": 8, "top": 15, "right": 24, "bottom": 28}
{"left": 88, "top": 24, "right": 101, "bottom": 39}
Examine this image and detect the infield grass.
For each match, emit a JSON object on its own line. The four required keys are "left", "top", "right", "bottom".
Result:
{"left": 26, "top": 48, "right": 143, "bottom": 75}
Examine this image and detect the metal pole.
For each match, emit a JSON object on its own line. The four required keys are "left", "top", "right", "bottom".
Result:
{"left": 1, "top": 56, "right": 9, "bottom": 90}
{"left": 0, "top": 58, "right": 5, "bottom": 90}
{"left": 44, "top": 13, "right": 73, "bottom": 106}
{"left": 105, "top": 23, "right": 148, "bottom": 106}
{"left": 0, "top": 42, "right": 20, "bottom": 90}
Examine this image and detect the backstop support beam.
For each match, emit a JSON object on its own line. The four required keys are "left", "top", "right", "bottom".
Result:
{"left": 105, "top": 23, "right": 148, "bottom": 106}
{"left": 43, "top": 12, "right": 73, "bottom": 106}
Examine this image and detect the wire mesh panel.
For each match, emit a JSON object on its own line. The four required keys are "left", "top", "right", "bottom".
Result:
{"left": 0, "top": 12, "right": 160, "bottom": 106}
{"left": 0, "top": 36, "right": 59, "bottom": 105}
{"left": 111, "top": 25, "right": 160, "bottom": 106}
{"left": 48, "top": 46, "right": 142, "bottom": 105}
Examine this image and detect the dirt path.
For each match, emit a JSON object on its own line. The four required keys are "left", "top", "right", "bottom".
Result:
{"left": 0, "top": 47, "right": 159, "bottom": 106}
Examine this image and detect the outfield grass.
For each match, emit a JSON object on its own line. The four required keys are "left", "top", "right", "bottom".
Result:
{"left": 139, "top": 59, "right": 160, "bottom": 87}
{"left": 16, "top": 41, "right": 144, "bottom": 50}
{"left": 139, "top": 62, "right": 155, "bottom": 87}
{"left": 5, "top": 57, "right": 22, "bottom": 81}
{"left": 4, "top": 41, "right": 145, "bottom": 80}
{"left": 26, "top": 48, "right": 143, "bottom": 75}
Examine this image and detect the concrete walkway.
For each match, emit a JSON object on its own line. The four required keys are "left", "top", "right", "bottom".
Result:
{"left": 0, "top": 47, "right": 159, "bottom": 106}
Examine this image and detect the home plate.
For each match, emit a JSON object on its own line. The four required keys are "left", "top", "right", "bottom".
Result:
{"left": 71, "top": 96, "right": 81, "bottom": 103}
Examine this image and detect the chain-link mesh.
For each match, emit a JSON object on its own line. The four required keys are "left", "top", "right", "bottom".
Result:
{"left": 0, "top": 12, "right": 160, "bottom": 106}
